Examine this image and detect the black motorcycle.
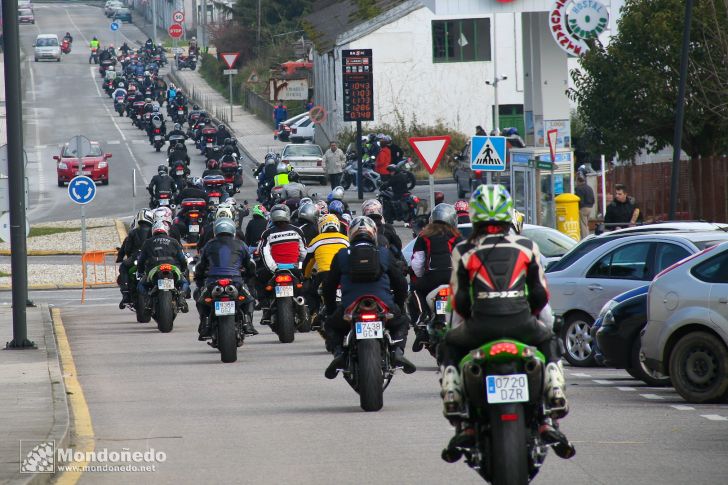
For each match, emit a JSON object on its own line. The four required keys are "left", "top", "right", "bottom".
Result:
{"left": 176, "top": 198, "right": 207, "bottom": 243}
{"left": 411, "top": 284, "right": 450, "bottom": 363}
{"left": 150, "top": 190, "right": 175, "bottom": 209}
{"left": 202, "top": 278, "right": 253, "bottom": 363}
{"left": 378, "top": 188, "right": 422, "bottom": 224}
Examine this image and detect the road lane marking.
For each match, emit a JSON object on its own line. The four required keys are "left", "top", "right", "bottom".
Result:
{"left": 700, "top": 415, "right": 728, "bottom": 421}
{"left": 640, "top": 393, "right": 664, "bottom": 400}
{"left": 106, "top": 140, "right": 121, "bottom": 145}
{"left": 51, "top": 307, "right": 95, "bottom": 485}
{"left": 28, "top": 64, "right": 46, "bottom": 208}
{"left": 132, "top": 139, "right": 147, "bottom": 144}
{"left": 593, "top": 379, "right": 612, "bottom": 385}
{"left": 617, "top": 386, "right": 636, "bottom": 391}
{"left": 570, "top": 372, "right": 591, "bottom": 378}
{"left": 671, "top": 405, "right": 695, "bottom": 411}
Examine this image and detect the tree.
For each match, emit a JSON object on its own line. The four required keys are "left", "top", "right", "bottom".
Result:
{"left": 570, "top": 0, "right": 728, "bottom": 160}
{"left": 234, "top": 0, "right": 314, "bottom": 46}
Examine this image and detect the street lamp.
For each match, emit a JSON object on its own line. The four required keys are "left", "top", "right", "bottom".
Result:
{"left": 485, "top": 75, "right": 508, "bottom": 136}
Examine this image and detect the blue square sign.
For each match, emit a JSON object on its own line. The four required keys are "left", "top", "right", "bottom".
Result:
{"left": 470, "top": 136, "right": 506, "bottom": 171}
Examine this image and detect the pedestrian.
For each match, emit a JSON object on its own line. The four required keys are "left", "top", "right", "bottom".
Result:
{"left": 604, "top": 183, "right": 641, "bottom": 230}
{"left": 475, "top": 125, "right": 487, "bottom": 136}
{"left": 305, "top": 98, "right": 314, "bottom": 111}
{"left": 574, "top": 174, "right": 595, "bottom": 239}
{"left": 272, "top": 100, "right": 288, "bottom": 139}
{"left": 323, "top": 141, "right": 346, "bottom": 189}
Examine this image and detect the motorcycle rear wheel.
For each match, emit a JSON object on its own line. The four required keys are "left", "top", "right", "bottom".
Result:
{"left": 218, "top": 315, "right": 238, "bottom": 363}
{"left": 276, "top": 298, "right": 295, "bottom": 343}
{"left": 136, "top": 292, "right": 151, "bottom": 323}
{"left": 487, "top": 404, "right": 529, "bottom": 485}
{"left": 154, "top": 291, "right": 175, "bottom": 333}
{"left": 357, "top": 339, "right": 384, "bottom": 412}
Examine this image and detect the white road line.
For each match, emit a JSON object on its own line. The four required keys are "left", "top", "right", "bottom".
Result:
{"left": 593, "top": 379, "right": 612, "bottom": 385}
{"left": 640, "top": 393, "right": 664, "bottom": 400}
{"left": 617, "top": 387, "right": 636, "bottom": 392}
{"left": 569, "top": 372, "right": 592, "bottom": 378}
{"left": 700, "top": 415, "right": 728, "bottom": 421}
{"left": 65, "top": 8, "right": 89, "bottom": 45}
{"left": 107, "top": 140, "right": 121, "bottom": 145}
{"left": 132, "top": 139, "right": 147, "bottom": 144}
{"left": 671, "top": 405, "right": 695, "bottom": 411}
{"left": 28, "top": 64, "right": 45, "bottom": 208}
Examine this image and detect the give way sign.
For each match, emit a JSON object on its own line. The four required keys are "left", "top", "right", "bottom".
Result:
{"left": 408, "top": 136, "right": 452, "bottom": 175}
{"left": 220, "top": 52, "right": 240, "bottom": 69}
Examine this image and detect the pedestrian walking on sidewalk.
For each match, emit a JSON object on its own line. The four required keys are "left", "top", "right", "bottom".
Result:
{"left": 306, "top": 98, "right": 314, "bottom": 111}
{"left": 273, "top": 101, "right": 288, "bottom": 138}
{"left": 574, "top": 174, "right": 594, "bottom": 239}
{"left": 324, "top": 141, "right": 346, "bottom": 189}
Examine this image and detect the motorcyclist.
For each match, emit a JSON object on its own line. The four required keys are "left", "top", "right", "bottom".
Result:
{"left": 256, "top": 205, "right": 306, "bottom": 325}
{"left": 147, "top": 108, "right": 166, "bottom": 143}
{"left": 322, "top": 216, "right": 416, "bottom": 378}
{"left": 63, "top": 32, "right": 73, "bottom": 44}
{"left": 202, "top": 159, "right": 225, "bottom": 179}
{"left": 136, "top": 222, "right": 189, "bottom": 311}
{"left": 223, "top": 138, "right": 241, "bottom": 159}
{"left": 147, "top": 165, "right": 177, "bottom": 206}
{"left": 98, "top": 46, "right": 112, "bottom": 63}
{"left": 144, "top": 38, "right": 154, "bottom": 51}
{"left": 89, "top": 37, "right": 100, "bottom": 63}
{"left": 439, "top": 184, "right": 573, "bottom": 462}
{"left": 166, "top": 123, "right": 187, "bottom": 144}
{"left": 303, "top": 214, "right": 349, "bottom": 315}
{"left": 281, "top": 171, "right": 307, "bottom": 202}
{"left": 273, "top": 162, "right": 290, "bottom": 187}
{"left": 197, "top": 203, "right": 246, "bottom": 251}
{"left": 454, "top": 200, "right": 470, "bottom": 225}
{"left": 175, "top": 177, "right": 208, "bottom": 205}
{"left": 292, "top": 201, "right": 319, "bottom": 244}
{"left": 374, "top": 135, "right": 393, "bottom": 178}
{"left": 244, "top": 204, "right": 268, "bottom": 250}
{"left": 195, "top": 218, "right": 257, "bottom": 338}
{"left": 112, "top": 83, "right": 127, "bottom": 102}
{"left": 380, "top": 164, "right": 410, "bottom": 219}
{"left": 152, "top": 207, "right": 181, "bottom": 242}
{"left": 120, "top": 42, "right": 131, "bottom": 55}
{"left": 116, "top": 209, "right": 154, "bottom": 307}
{"left": 166, "top": 83, "right": 177, "bottom": 106}
{"left": 215, "top": 124, "right": 231, "bottom": 146}
{"left": 168, "top": 142, "right": 190, "bottom": 167}
{"left": 327, "top": 201, "right": 349, "bottom": 234}
{"left": 360, "top": 199, "right": 402, "bottom": 254}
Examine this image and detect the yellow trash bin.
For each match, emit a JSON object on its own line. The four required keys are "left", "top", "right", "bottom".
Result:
{"left": 555, "top": 193, "right": 581, "bottom": 241}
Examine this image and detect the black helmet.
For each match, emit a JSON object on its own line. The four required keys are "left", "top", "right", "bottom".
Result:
{"left": 157, "top": 164, "right": 167, "bottom": 174}
{"left": 224, "top": 146, "right": 233, "bottom": 155}
{"left": 224, "top": 138, "right": 232, "bottom": 145}
{"left": 288, "top": 171, "right": 299, "bottom": 182}
{"left": 193, "top": 104, "right": 199, "bottom": 110}
{"left": 218, "top": 123, "right": 225, "bottom": 131}
{"left": 173, "top": 123, "right": 181, "bottom": 131}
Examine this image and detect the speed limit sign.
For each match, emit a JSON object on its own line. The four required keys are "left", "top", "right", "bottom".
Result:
{"left": 172, "top": 11, "right": 185, "bottom": 23}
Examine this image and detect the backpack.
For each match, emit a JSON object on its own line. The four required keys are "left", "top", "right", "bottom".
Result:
{"left": 348, "top": 244, "right": 382, "bottom": 283}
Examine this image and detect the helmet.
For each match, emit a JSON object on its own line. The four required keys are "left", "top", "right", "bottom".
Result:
{"left": 435, "top": 191, "right": 445, "bottom": 205}
{"left": 367, "top": 133, "right": 377, "bottom": 143}
{"left": 152, "top": 221, "right": 168, "bottom": 235}
{"left": 118, "top": 82, "right": 125, "bottom": 88}
{"left": 224, "top": 145, "right": 234, "bottom": 155}
{"left": 315, "top": 200, "right": 329, "bottom": 215}
{"left": 329, "top": 200, "right": 345, "bottom": 216}
{"left": 224, "top": 138, "right": 232, "bottom": 145}
{"left": 430, "top": 203, "right": 458, "bottom": 228}
{"left": 218, "top": 124, "right": 225, "bottom": 131}
{"left": 173, "top": 123, "right": 181, "bottom": 131}
{"left": 276, "top": 162, "right": 289, "bottom": 174}
{"left": 298, "top": 202, "right": 318, "bottom": 224}
{"left": 361, "top": 199, "right": 383, "bottom": 218}
{"left": 331, "top": 186, "right": 345, "bottom": 201}
{"left": 224, "top": 197, "right": 237, "bottom": 207}
{"left": 93, "top": 36, "right": 98, "bottom": 41}
{"left": 152, "top": 105, "right": 160, "bottom": 112}
{"left": 144, "top": 70, "right": 150, "bottom": 76}
{"left": 153, "top": 207, "right": 173, "bottom": 222}
{"left": 341, "top": 213, "right": 352, "bottom": 226}
{"left": 454, "top": 200, "right": 469, "bottom": 214}
{"left": 318, "top": 214, "right": 340, "bottom": 233}
{"left": 213, "top": 217, "right": 236, "bottom": 236}
{"left": 145, "top": 97, "right": 152, "bottom": 103}
{"left": 192, "top": 177, "right": 203, "bottom": 189}
{"left": 135, "top": 209, "right": 154, "bottom": 227}
{"left": 157, "top": 164, "right": 167, "bottom": 174}
{"left": 511, "top": 209, "right": 525, "bottom": 234}
{"left": 469, "top": 184, "right": 513, "bottom": 225}
{"left": 288, "top": 171, "right": 299, "bottom": 182}
{"left": 348, "top": 216, "right": 377, "bottom": 243}
{"left": 206, "top": 159, "right": 219, "bottom": 170}
{"left": 270, "top": 204, "right": 291, "bottom": 223}
{"left": 215, "top": 205, "right": 234, "bottom": 220}
{"left": 252, "top": 204, "right": 268, "bottom": 219}
{"left": 193, "top": 104, "right": 199, "bottom": 110}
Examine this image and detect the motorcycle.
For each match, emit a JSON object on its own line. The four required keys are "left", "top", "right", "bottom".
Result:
{"left": 202, "top": 278, "right": 253, "bottom": 363}
{"left": 220, "top": 158, "right": 243, "bottom": 194}
{"left": 176, "top": 54, "right": 197, "bottom": 70}
{"left": 177, "top": 198, "right": 207, "bottom": 243}
{"left": 114, "top": 94, "right": 126, "bottom": 116}
{"left": 199, "top": 127, "right": 217, "bottom": 155}
{"left": 378, "top": 189, "right": 422, "bottom": 224}
{"left": 103, "top": 79, "right": 115, "bottom": 97}
{"left": 411, "top": 284, "right": 450, "bottom": 363}
{"left": 99, "top": 57, "right": 116, "bottom": 77}
{"left": 448, "top": 339, "right": 570, "bottom": 483}
{"left": 151, "top": 117, "right": 165, "bottom": 152}
{"left": 61, "top": 39, "right": 71, "bottom": 54}
{"left": 169, "top": 160, "right": 189, "bottom": 187}
{"left": 340, "top": 155, "right": 381, "bottom": 193}
{"left": 118, "top": 259, "right": 150, "bottom": 324}
{"left": 145, "top": 263, "right": 185, "bottom": 333}
{"left": 396, "top": 158, "right": 418, "bottom": 191}
{"left": 167, "top": 134, "right": 187, "bottom": 154}
{"left": 171, "top": 105, "right": 187, "bottom": 125}
{"left": 205, "top": 144, "right": 223, "bottom": 162}
{"left": 266, "top": 264, "right": 310, "bottom": 343}
{"left": 203, "top": 175, "right": 227, "bottom": 207}
{"left": 151, "top": 190, "right": 174, "bottom": 209}
{"left": 337, "top": 295, "right": 398, "bottom": 412}
{"left": 130, "top": 101, "right": 146, "bottom": 127}
{"left": 89, "top": 47, "right": 98, "bottom": 64}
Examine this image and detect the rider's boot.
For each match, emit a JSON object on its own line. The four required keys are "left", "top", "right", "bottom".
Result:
{"left": 544, "top": 361, "right": 569, "bottom": 418}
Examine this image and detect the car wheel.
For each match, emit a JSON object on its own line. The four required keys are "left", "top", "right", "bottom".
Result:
{"left": 34, "top": 57, "right": 38, "bottom": 62}
{"left": 560, "top": 312, "right": 596, "bottom": 366}
{"left": 626, "top": 338, "right": 671, "bottom": 387}
{"left": 57, "top": 180, "right": 64, "bottom": 187}
{"left": 669, "top": 331, "right": 728, "bottom": 403}
{"left": 102, "top": 179, "right": 109, "bottom": 186}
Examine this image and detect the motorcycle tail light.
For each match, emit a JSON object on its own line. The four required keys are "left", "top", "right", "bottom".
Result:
{"left": 189, "top": 212, "right": 198, "bottom": 218}
{"left": 489, "top": 342, "right": 519, "bottom": 356}
{"left": 160, "top": 193, "right": 169, "bottom": 198}
{"left": 438, "top": 287, "right": 450, "bottom": 297}
{"left": 296, "top": 283, "right": 303, "bottom": 289}
{"left": 218, "top": 278, "right": 231, "bottom": 286}
{"left": 413, "top": 196, "right": 420, "bottom": 203}
{"left": 500, "top": 413, "right": 519, "bottom": 422}
{"left": 360, "top": 313, "right": 377, "bottom": 321}
{"left": 265, "top": 285, "right": 273, "bottom": 291}
{"left": 159, "top": 264, "right": 172, "bottom": 272}
{"left": 220, "top": 296, "right": 230, "bottom": 302}
{"left": 154, "top": 129, "right": 160, "bottom": 134}
{"left": 237, "top": 295, "right": 246, "bottom": 301}
{"left": 275, "top": 274, "right": 293, "bottom": 283}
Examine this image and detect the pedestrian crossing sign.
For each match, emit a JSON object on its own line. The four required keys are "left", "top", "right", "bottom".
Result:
{"left": 470, "top": 136, "right": 506, "bottom": 171}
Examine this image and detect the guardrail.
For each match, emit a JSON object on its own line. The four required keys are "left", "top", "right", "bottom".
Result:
{"left": 81, "top": 250, "right": 118, "bottom": 303}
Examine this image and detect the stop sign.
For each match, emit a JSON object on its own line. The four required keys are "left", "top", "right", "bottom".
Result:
{"left": 168, "top": 24, "right": 183, "bottom": 39}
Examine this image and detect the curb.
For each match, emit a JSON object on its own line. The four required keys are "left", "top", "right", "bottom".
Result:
{"left": 0, "top": 283, "right": 115, "bottom": 291}
{"left": 114, "top": 219, "right": 128, "bottom": 245}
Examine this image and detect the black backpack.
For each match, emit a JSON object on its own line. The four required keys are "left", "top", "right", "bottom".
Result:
{"left": 348, "top": 244, "right": 383, "bottom": 283}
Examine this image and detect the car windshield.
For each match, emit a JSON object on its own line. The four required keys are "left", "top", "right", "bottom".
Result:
{"left": 522, "top": 228, "right": 577, "bottom": 258}
{"left": 19, "top": 9, "right": 32, "bottom": 15}
{"left": 36, "top": 38, "right": 58, "bottom": 47}
{"left": 545, "top": 237, "right": 613, "bottom": 273}
{"left": 283, "top": 145, "right": 322, "bottom": 157}
{"left": 62, "top": 145, "right": 102, "bottom": 157}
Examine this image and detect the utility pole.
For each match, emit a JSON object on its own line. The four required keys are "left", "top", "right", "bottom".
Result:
{"left": 152, "top": 0, "right": 158, "bottom": 45}
{"left": 2, "top": 0, "right": 34, "bottom": 349}
{"left": 201, "top": 0, "right": 207, "bottom": 50}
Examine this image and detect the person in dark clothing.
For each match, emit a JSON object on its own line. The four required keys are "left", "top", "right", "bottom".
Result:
{"left": 294, "top": 202, "right": 319, "bottom": 244}
{"left": 475, "top": 125, "right": 487, "bottom": 136}
{"left": 168, "top": 142, "right": 190, "bottom": 166}
{"left": 194, "top": 218, "right": 257, "bottom": 337}
{"left": 322, "top": 216, "right": 416, "bottom": 379}
{"left": 381, "top": 165, "right": 410, "bottom": 200}
{"left": 604, "top": 183, "right": 640, "bottom": 230}
{"left": 136, "top": 222, "right": 189, "bottom": 312}
{"left": 147, "top": 165, "right": 177, "bottom": 206}
{"left": 574, "top": 174, "right": 595, "bottom": 239}
{"left": 175, "top": 177, "right": 208, "bottom": 205}
{"left": 244, "top": 204, "right": 269, "bottom": 249}
{"left": 197, "top": 205, "right": 245, "bottom": 251}
{"left": 202, "top": 159, "right": 225, "bottom": 179}
{"left": 214, "top": 124, "right": 231, "bottom": 145}
{"left": 117, "top": 210, "right": 154, "bottom": 307}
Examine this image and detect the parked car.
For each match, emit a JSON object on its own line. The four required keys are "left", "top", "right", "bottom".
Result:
{"left": 34, "top": 34, "right": 61, "bottom": 62}
{"left": 113, "top": 7, "right": 132, "bottom": 23}
{"left": 18, "top": 8, "right": 35, "bottom": 23}
{"left": 105, "top": 1, "right": 123, "bottom": 17}
{"left": 280, "top": 143, "right": 325, "bottom": 185}
{"left": 55, "top": 142, "right": 112, "bottom": 186}
{"left": 642, "top": 243, "right": 728, "bottom": 403}
{"left": 289, "top": 115, "right": 315, "bottom": 143}
{"left": 276, "top": 112, "right": 308, "bottom": 142}
{"left": 547, "top": 232, "right": 728, "bottom": 366}
{"left": 18, "top": 0, "right": 33, "bottom": 10}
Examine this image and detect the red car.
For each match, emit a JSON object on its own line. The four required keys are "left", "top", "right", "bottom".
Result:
{"left": 55, "top": 142, "right": 112, "bottom": 186}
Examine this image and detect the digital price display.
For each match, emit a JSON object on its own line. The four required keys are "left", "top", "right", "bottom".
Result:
{"left": 342, "top": 49, "right": 374, "bottom": 122}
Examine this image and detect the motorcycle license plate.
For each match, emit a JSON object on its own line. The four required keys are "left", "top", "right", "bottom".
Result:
{"left": 157, "top": 278, "right": 174, "bottom": 290}
{"left": 486, "top": 374, "right": 529, "bottom": 404}
{"left": 209, "top": 197, "right": 219, "bottom": 205}
{"left": 435, "top": 300, "right": 447, "bottom": 315}
{"left": 159, "top": 199, "right": 169, "bottom": 206}
{"left": 275, "top": 285, "right": 294, "bottom": 298}
{"left": 176, "top": 169, "right": 184, "bottom": 175}
{"left": 355, "top": 321, "right": 383, "bottom": 340}
{"left": 214, "top": 301, "right": 236, "bottom": 316}
{"left": 189, "top": 224, "right": 199, "bottom": 233}
{"left": 154, "top": 135, "right": 162, "bottom": 141}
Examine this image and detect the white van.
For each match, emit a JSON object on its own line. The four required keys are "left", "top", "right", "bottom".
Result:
{"left": 34, "top": 34, "right": 61, "bottom": 62}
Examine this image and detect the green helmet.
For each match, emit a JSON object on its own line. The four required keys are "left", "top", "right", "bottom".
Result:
{"left": 469, "top": 184, "right": 513, "bottom": 224}
{"left": 252, "top": 204, "right": 268, "bottom": 219}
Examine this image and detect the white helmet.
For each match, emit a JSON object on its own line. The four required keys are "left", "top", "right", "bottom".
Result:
{"left": 348, "top": 216, "right": 377, "bottom": 243}
{"left": 215, "top": 205, "right": 234, "bottom": 220}
{"left": 153, "top": 207, "right": 173, "bottom": 223}
{"left": 152, "top": 221, "right": 168, "bottom": 235}
{"left": 135, "top": 209, "right": 154, "bottom": 227}
{"left": 361, "top": 199, "right": 383, "bottom": 218}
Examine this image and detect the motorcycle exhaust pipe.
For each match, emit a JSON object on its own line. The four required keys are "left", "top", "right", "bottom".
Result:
{"left": 524, "top": 357, "right": 544, "bottom": 404}
{"left": 294, "top": 296, "right": 306, "bottom": 306}
{"left": 462, "top": 362, "right": 484, "bottom": 408}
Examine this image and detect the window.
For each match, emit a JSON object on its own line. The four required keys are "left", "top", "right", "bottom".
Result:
{"left": 282, "top": 145, "right": 322, "bottom": 157}
{"left": 654, "top": 243, "right": 690, "bottom": 273}
{"left": 587, "top": 242, "right": 651, "bottom": 280}
{"left": 432, "top": 18, "right": 491, "bottom": 63}
{"left": 691, "top": 252, "right": 728, "bottom": 283}
{"left": 546, "top": 238, "right": 612, "bottom": 273}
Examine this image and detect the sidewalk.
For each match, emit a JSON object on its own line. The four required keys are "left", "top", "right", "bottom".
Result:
{"left": 0, "top": 305, "right": 69, "bottom": 485}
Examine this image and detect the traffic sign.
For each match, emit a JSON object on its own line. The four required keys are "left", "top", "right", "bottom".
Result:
{"left": 172, "top": 10, "right": 185, "bottom": 23}
{"left": 110, "top": 20, "right": 120, "bottom": 32}
{"left": 309, "top": 105, "right": 327, "bottom": 125}
{"left": 220, "top": 52, "right": 240, "bottom": 69}
{"left": 0, "top": 212, "right": 29, "bottom": 243}
{"left": 68, "top": 176, "right": 96, "bottom": 205}
{"left": 408, "top": 136, "right": 451, "bottom": 175}
{"left": 168, "top": 24, "right": 184, "bottom": 39}
{"left": 470, "top": 136, "right": 506, "bottom": 171}
{"left": 547, "top": 129, "right": 558, "bottom": 163}
{"left": 223, "top": 69, "right": 238, "bottom": 75}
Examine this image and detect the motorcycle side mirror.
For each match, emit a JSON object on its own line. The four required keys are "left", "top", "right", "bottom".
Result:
{"left": 105, "top": 153, "right": 113, "bottom": 159}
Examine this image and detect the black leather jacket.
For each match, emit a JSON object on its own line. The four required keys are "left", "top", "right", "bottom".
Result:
{"left": 137, "top": 234, "right": 187, "bottom": 274}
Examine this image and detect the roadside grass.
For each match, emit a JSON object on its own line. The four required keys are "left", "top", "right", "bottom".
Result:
{"left": 27, "top": 226, "right": 104, "bottom": 238}
{"left": 0, "top": 270, "right": 10, "bottom": 277}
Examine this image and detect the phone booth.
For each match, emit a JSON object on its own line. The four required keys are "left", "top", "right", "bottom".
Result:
{"left": 509, "top": 148, "right": 574, "bottom": 227}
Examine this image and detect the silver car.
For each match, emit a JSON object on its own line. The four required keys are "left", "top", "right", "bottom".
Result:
{"left": 642, "top": 242, "right": 728, "bottom": 403}
{"left": 281, "top": 143, "right": 325, "bottom": 185}
{"left": 547, "top": 232, "right": 728, "bottom": 366}
{"left": 34, "top": 34, "right": 61, "bottom": 62}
